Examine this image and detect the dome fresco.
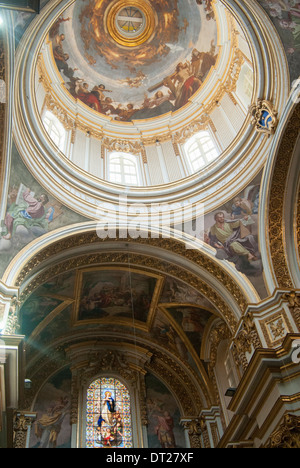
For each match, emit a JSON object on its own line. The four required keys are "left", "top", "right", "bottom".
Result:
{"left": 1, "top": 0, "right": 299, "bottom": 451}
{"left": 49, "top": 0, "right": 219, "bottom": 121}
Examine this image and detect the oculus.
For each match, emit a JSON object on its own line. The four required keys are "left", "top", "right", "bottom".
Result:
{"left": 106, "top": 0, "right": 156, "bottom": 47}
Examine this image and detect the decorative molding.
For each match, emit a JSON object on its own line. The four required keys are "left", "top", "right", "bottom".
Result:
{"left": 172, "top": 118, "right": 208, "bottom": 145}
{"left": 282, "top": 291, "right": 300, "bottom": 331}
{"left": 249, "top": 99, "right": 278, "bottom": 136}
{"left": 13, "top": 411, "right": 37, "bottom": 449}
{"left": 232, "top": 312, "right": 262, "bottom": 370}
{"left": 259, "top": 310, "right": 293, "bottom": 348}
{"left": 14, "top": 234, "right": 246, "bottom": 332}
{"left": 43, "top": 93, "right": 75, "bottom": 131}
{"left": 182, "top": 419, "right": 203, "bottom": 448}
{"left": 102, "top": 137, "right": 143, "bottom": 155}
{"left": 264, "top": 414, "right": 300, "bottom": 448}
{"left": 268, "top": 103, "right": 300, "bottom": 288}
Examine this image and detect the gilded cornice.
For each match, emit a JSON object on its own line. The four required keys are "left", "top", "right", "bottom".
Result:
{"left": 268, "top": 103, "right": 300, "bottom": 288}
{"left": 227, "top": 333, "right": 300, "bottom": 413}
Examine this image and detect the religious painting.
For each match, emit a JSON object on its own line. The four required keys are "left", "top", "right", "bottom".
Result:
{"left": 75, "top": 268, "right": 162, "bottom": 324}
{"left": 28, "top": 304, "right": 73, "bottom": 349}
{"left": 164, "top": 306, "right": 213, "bottom": 358}
{"left": 145, "top": 373, "right": 185, "bottom": 449}
{"left": 257, "top": 0, "right": 300, "bottom": 82}
{"left": 203, "top": 177, "right": 262, "bottom": 265}
{"left": 36, "top": 271, "right": 76, "bottom": 298}
{"left": 150, "top": 309, "right": 189, "bottom": 361}
{"left": 202, "top": 174, "right": 268, "bottom": 298}
{"left": 0, "top": 148, "right": 88, "bottom": 277}
{"left": 47, "top": 0, "right": 219, "bottom": 121}
{"left": 86, "top": 377, "right": 133, "bottom": 448}
{"left": 20, "top": 294, "right": 64, "bottom": 337}
{"left": 160, "top": 276, "right": 215, "bottom": 310}
{"left": 29, "top": 367, "right": 72, "bottom": 448}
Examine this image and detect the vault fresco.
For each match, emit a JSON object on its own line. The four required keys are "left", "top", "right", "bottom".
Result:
{"left": 48, "top": 0, "right": 218, "bottom": 121}
{"left": 29, "top": 367, "right": 72, "bottom": 449}
{"left": 75, "top": 269, "right": 160, "bottom": 323}
{"left": 146, "top": 373, "right": 185, "bottom": 449}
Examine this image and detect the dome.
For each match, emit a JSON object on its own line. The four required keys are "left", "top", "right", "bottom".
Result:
{"left": 48, "top": 0, "right": 220, "bottom": 122}
{"left": 1, "top": 0, "right": 299, "bottom": 451}
{"left": 14, "top": 0, "right": 285, "bottom": 219}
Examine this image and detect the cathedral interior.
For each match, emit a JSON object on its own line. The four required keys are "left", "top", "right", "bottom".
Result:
{"left": 0, "top": 0, "right": 299, "bottom": 449}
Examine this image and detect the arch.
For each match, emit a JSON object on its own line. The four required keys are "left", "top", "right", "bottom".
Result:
{"left": 260, "top": 100, "right": 300, "bottom": 292}
{"left": 85, "top": 376, "right": 133, "bottom": 448}
{"left": 2, "top": 224, "right": 261, "bottom": 326}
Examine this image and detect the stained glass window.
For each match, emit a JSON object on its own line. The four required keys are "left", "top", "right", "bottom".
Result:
{"left": 86, "top": 377, "right": 133, "bottom": 448}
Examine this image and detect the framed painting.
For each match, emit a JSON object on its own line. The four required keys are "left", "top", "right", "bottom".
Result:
{"left": 73, "top": 267, "right": 164, "bottom": 328}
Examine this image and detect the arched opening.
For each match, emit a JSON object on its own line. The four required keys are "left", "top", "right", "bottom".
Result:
{"left": 183, "top": 131, "right": 220, "bottom": 173}
{"left": 108, "top": 152, "right": 141, "bottom": 186}
{"left": 86, "top": 377, "right": 133, "bottom": 448}
{"left": 42, "top": 110, "right": 66, "bottom": 152}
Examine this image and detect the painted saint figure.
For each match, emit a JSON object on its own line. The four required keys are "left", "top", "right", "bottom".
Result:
{"left": 163, "top": 61, "right": 202, "bottom": 109}
{"left": 208, "top": 211, "right": 258, "bottom": 262}
{"left": 3, "top": 188, "right": 49, "bottom": 240}
{"left": 155, "top": 411, "right": 176, "bottom": 448}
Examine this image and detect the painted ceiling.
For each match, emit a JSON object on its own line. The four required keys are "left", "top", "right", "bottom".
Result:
{"left": 20, "top": 268, "right": 218, "bottom": 380}
{"left": 49, "top": 0, "right": 219, "bottom": 121}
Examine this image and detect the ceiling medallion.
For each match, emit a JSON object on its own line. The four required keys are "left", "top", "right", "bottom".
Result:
{"left": 106, "top": 0, "right": 156, "bottom": 47}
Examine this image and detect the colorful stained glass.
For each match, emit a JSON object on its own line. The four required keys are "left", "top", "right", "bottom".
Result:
{"left": 86, "top": 377, "right": 133, "bottom": 448}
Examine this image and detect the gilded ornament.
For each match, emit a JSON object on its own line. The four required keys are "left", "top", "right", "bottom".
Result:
{"left": 264, "top": 414, "right": 300, "bottom": 448}
{"left": 268, "top": 103, "right": 300, "bottom": 288}
{"left": 282, "top": 291, "right": 300, "bottom": 330}
{"left": 15, "top": 233, "right": 247, "bottom": 333}
{"left": 249, "top": 99, "right": 278, "bottom": 136}
{"left": 13, "top": 412, "right": 36, "bottom": 449}
{"left": 183, "top": 419, "right": 203, "bottom": 448}
{"left": 260, "top": 310, "right": 293, "bottom": 347}
{"left": 106, "top": 0, "right": 156, "bottom": 48}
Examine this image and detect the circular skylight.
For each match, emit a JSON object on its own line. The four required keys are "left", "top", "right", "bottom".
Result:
{"left": 115, "top": 6, "right": 146, "bottom": 37}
